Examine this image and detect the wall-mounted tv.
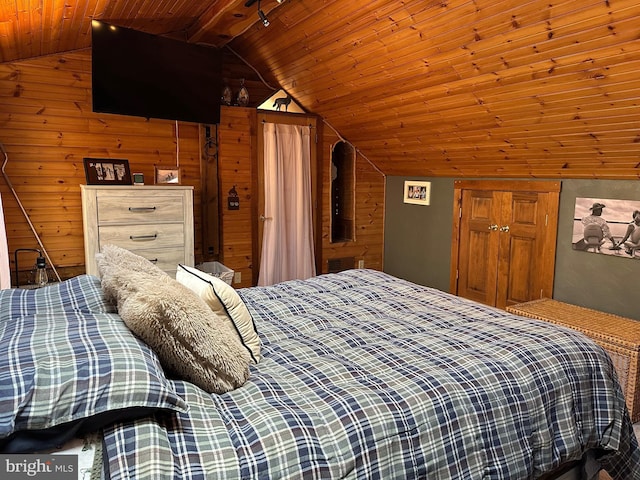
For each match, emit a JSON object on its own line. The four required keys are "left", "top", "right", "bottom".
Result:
{"left": 91, "top": 20, "right": 222, "bottom": 124}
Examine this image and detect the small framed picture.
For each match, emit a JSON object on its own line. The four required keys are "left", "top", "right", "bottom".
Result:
{"left": 83, "top": 158, "right": 132, "bottom": 185}
{"left": 403, "top": 180, "right": 431, "bottom": 205}
{"left": 132, "top": 173, "right": 145, "bottom": 185}
{"left": 155, "top": 167, "right": 181, "bottom": 185}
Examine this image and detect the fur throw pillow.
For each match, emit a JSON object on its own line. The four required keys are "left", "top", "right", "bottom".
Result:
{"left": 96, "top": 244, "right": 168, "bottom": 304}
{"left": 96, "top": 246, "right": 251, "bottom": 394}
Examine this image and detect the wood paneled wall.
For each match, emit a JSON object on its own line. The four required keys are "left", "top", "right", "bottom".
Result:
{"left": 217, "top": 106, "right": 256, "bottom": 288}
{"left": 0, "top": 50, "right": 386, "bottom": 286}
{"left": 0, "top": 49, "right": 203, "bottom": 283}
{"left": 319, "top": 127, "right": 385, "bottom": 272}
{"left": 3, "top": 0, "right": 640, "bottom": 180}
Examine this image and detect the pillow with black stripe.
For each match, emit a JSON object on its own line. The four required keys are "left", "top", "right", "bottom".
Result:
{"left": 176, "top": 264, "right": 261, "bottom": 364}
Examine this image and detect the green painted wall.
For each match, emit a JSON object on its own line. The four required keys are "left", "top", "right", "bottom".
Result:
{"left": 384, "top": 177, "right": 639, "bottom": 320}
{"left": 384, "top": 177, "right": 454, "bottom": 292}
{"left": 553, "top": 179, "right": 639, "bottom": 320}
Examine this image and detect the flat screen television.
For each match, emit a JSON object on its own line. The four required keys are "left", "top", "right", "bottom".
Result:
{"left": 91, "top": 20, "right": 222, "bottom": 124}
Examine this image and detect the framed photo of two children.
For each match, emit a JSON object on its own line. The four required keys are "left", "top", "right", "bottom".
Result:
{"left": 403, "top": 181, "right": 431, "bottom": 206}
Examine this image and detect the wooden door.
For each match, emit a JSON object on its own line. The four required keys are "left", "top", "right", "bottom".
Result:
{"left": 451, "top": 181, "right": 560, "bottom": 310}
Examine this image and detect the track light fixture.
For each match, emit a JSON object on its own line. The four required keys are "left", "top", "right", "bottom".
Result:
{"left": 258, "top": 0, "right": 269, "bottom": 27}
{"left": 245, "top": 0, "right": 285, "bottom": 26}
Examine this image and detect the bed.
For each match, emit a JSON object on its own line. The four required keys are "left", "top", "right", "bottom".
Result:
{"left": 1, "top": 266, "right": 639, "bottom": 479}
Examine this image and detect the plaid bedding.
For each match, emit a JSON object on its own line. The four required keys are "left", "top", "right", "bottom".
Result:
{"left": 0, "top": 276, "right": 187, "bottom": 453}
{"left": 95, "top": 269, "right": 637, "bottom": 479}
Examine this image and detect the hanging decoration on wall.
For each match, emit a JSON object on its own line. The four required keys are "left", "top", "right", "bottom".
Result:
{"left": 222, "top": 82, "right": 233, "bottom": 106}
{"left": 228, "top": 185, "right": 240, "bottom": 210}
{"left": 571, "top": 197, "right": 640, "bottom": 259}
{"left": 273, "top": 94, "right": 292, "bottom": 111}
{"left": 237, "top": 79, "right": 249, "bottom": 107}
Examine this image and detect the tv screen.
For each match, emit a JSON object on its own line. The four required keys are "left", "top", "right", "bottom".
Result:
{"left": 91, "top": 20, "right": 222, "bottom": 124}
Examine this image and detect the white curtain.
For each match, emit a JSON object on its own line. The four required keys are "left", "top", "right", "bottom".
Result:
{"left": 258, "top": 123, "right": 316, "bottom": 286}
{"left": 0, "top": 194, "right": 10, "bottom": 289}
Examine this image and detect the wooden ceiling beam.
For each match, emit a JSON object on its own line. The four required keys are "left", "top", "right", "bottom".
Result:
{"left": 186, "top": 0, "right": 285, "bottom": 47}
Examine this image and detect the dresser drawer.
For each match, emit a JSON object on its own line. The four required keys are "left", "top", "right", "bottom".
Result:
{"left": 97, "top": 195, "right": 184, "bottom": 224}
{"left": 112, "top": 247, "right": 186, "bottom": 276}
{"left": 99, "top": 224, "right": 184, "bottom": 250}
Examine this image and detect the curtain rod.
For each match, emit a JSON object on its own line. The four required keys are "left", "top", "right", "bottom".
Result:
{"left": 261, "top": 119, "right": 315, "bottom": 129}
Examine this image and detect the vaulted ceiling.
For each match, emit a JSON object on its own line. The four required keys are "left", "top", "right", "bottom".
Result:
{"left": 2, "top": 0, "right": 640, "bottom": 178}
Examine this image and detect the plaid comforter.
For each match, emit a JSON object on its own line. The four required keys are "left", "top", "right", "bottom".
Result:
{"left": 102, "top": 269, "right": 639, "bottom": 479}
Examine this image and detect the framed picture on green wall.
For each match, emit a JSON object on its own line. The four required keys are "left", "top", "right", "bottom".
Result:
{"left": 403, "top": 181, "right": 431, "bottom": 205}
{"left": 572, "top": 196, "right": 640, "bottom": 259}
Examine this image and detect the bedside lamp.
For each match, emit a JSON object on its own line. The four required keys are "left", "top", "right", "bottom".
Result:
{"left": 33, "top": 253, "right": 48, "bottom": 287}
{"left": 14, "top": 248, "right": 49, "bottom": 288}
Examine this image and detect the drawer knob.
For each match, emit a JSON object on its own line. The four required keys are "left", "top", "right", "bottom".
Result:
{"left": 128, "top": 206, "right": 157, "bottom": 212}
{"left": 129, "top": 234, "right": 158, "bottom": 241}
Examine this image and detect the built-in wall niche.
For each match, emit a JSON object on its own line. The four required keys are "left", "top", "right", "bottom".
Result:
{"left": 330, "top": 141, "right": 355, "bottom": 243}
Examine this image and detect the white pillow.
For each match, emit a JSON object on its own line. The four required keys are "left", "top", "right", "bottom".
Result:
{"left": 176, "top": 264, "right": 261, "bottom": 364}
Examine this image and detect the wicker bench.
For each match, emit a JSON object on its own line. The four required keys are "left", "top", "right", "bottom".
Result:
{"left": 506, "top": 298, "right": 640, "bottom": 423}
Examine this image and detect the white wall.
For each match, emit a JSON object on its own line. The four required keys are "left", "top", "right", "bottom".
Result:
{"left": 0, "top": 194, "right": 10, "bottom": 289}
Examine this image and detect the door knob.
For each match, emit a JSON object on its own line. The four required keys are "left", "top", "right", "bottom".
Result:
{"left": 500, "top": 225, "right": 510, "bottom": 232}
{"left": 488, "top": 224, "right": 498, "bottom": 231}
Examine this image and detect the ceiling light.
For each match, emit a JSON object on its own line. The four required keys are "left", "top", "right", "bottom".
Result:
{"left": 257, "top": 0, "right": 269, "bottom": 27}
{"left": 258, "top": 9, "right": 270, "bottom": 27}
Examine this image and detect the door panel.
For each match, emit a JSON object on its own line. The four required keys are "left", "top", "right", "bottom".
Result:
{"left": 457, "top": 189, "right": 500, "bottom": 306}
{"left": 497, "top": 191, "right": 549, "bottom": 308}
{"left": 503, "top": 234, "right": 537, "bottom": 305}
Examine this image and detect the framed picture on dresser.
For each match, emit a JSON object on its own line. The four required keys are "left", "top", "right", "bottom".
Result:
{"left": 155, "top": 166, "right": 181, "bottom": 185}
{"left": 83, "top": 158, "right": 132, "bottom": 186}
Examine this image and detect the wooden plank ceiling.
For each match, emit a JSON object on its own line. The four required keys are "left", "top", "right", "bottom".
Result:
{"left": 1, "top": 0, "right": 640, "bottom": 179}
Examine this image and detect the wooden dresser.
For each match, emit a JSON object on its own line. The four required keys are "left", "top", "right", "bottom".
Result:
{"left": 81, "top": 185, "right": 194, "bottom": 277}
